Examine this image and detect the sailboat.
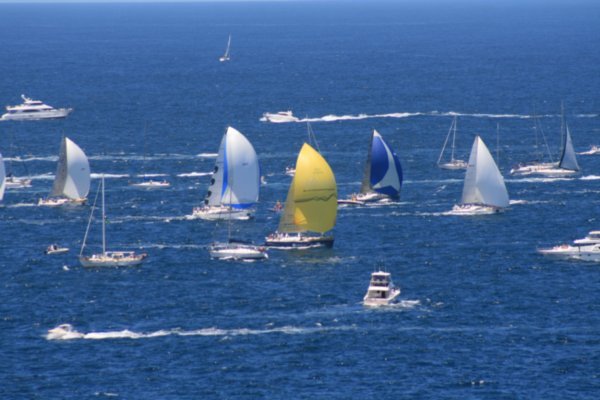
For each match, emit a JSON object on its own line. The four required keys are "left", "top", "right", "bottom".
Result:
{"left": 0, "top": 153, "right": 6, "bottom": 203}
{"left": 265, "top": 143, "right": 337, "bottom": 249}
{"left": 511, "top": 107, "right": 580, "bottom": 176}
{"left": 130, "top": 124, "right": 170, "bottom": 189}
{"left": 5, "top": 132, "right": 32, "bottom": 189}
{"left": 437, "top": 117, "right": 467, "bottom": 170}
{"left": 79, "top": 176, "right": 147, "bottom": 267}
{"left": 192, "top": 126, "right": 260, "bottom": 221}
{"left": 219, "top": 34, "right": 231, "bottom": 62}
{"left": 450, "top": 135, "right": 509, "bottom": 215}
{"left": 339, "top": 129, "right": 402, "bottom": 205}
{"left": 39, "top": 137, "right": 90, "bottom": 206}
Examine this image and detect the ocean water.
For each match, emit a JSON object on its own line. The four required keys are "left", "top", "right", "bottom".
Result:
{"left": 1, "top": 1, "right": 599, "bottom": 398}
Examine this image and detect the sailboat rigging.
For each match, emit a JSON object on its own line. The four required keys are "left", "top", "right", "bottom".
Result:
{"left": 437, "top": 117, "right": 467, "bottom": 170}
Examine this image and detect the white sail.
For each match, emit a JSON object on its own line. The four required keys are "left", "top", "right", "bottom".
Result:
{"left": 558, "top": 124, "right": 579, "bottom": 171}
{"left": 51, "top": 137, "right": 90, "bottom": 200}
{"left": 461, "top": 136, "right": 509, "bottom": 208}
{"left": 0, "top": 153, "right": 6, "bottom": 201}
{"left": 205, "top": 126, "right": 259, "bottom": 208}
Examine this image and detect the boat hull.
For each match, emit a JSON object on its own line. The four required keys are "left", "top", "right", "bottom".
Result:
{"left": 438, "top": 160, "right": 468, "bottom": 170}
{"left": 79, "top": 253, "right": 147, "bottom": 268}
{"left": 192, "top": 206, "right": 252, "bottom": 221}
{"left": 449, "top": 204, "right": 504, "bottom": 216}
{"left": 265, "top": 234, "right": 334, "bottom": 250}
{"left": 363, "top": 288, "right": 401, "bottom": 307}
{"left": 209, "top": 243, "right": 268, "bottom": 261}
{"left": 38, "top": 197, "right": 86, "bottom": 207}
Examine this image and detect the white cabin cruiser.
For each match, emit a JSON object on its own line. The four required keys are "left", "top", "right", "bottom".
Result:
{"left": 209, "top": 240, "right": 268, "bottom": 261}
{"left": 573, "top": 231, "right": 600, "bottom": 245}
{"left": 538, "top": 243, "right": 600, "bottom": 262}
{"left": 1, "top": 95, "right": 72, "bottom": 121}
{"left": 261, "top": 111, "right": 299, "bottom": 123}
{"left": 578, "top": 145, "right": 600, "bottom": 155}
{"left": 363, "top": 271, "right": 401, "bottom": 307}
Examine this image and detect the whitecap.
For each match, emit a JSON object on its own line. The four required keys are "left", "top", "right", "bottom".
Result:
{"left": 177, "top": 172, "right": 211, "bottom": 178}
{"left": 197, "top": 153, "right": 218, "bottom": 158}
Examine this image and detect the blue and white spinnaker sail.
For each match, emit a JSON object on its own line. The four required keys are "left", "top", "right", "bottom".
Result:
{"left": 360, "top": 130, "right": 403, "bottom": 198}
{"left": 205, "top": 126, "right": 260, "bottom": 209}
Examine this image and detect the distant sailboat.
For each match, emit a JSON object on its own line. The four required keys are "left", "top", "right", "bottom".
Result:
{"left": 511, "top": 106, "right": 579, "bottom": 176}
{"left": 219, "top": 34, "right": 231, "bottom": 62}
{"left": 5, "top": 132, "right": 32, "bottom": 189}
{"left": 39, "top": 137, "right": 90, "bottom": 206}
{"left": 79, "top": 176, "right": 147, "bottom": 267}
{"left": 437, "top": 117, "right": 467, "bottom": 170}
{"left": 265, "top": 143, "right": 337, "bottom": 249}
{"left": 0, "top": 153, "right": 6, "bottom": 202}
{"left": 450, "top": 136, "right": 509, "bottom": 215}
{"left": 339, "top": 129, "right": 402, "bottom": 205}
{"left": 193, "top": 126, "right": 260, "bottom": 220}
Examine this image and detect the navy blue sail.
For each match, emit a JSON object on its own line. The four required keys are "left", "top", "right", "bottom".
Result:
{"left": 360, "top": 130, "right": 403, "bottom": 199}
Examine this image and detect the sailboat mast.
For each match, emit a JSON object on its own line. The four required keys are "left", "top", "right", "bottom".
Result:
{"left": 450, "top": 117, "right": 457, "bottom": 162}
{"left": 437, "top": 118, "right": 453, "bottom": 165}
{"left": 496, "top": 122, "right": 500, "bottom": 163}
{"left": 101, "top": 176, "right": 106, "bottom": 255}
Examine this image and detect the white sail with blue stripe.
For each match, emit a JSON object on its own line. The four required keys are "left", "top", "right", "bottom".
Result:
{"left": 360, "top": 130, "right": 403, "bottom": 199}
{"left": 205, "top": 126, "right": 259, "bottom": 210}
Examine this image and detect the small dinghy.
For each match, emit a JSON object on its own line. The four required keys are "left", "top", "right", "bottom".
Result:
{"left": 45, "top": 244, "right": 69, "bottom": 255}
{"left": 363, "top": 271, "right": 401, "bottom": 307}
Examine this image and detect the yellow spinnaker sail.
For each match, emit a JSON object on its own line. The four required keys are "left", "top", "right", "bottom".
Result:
{"left": 279, "top": 143, "right": 337, "bottom": 234}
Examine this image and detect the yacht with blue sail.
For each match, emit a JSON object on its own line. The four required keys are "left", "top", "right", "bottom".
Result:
{"left": 339, "top": 129, "right": 402, "bottom": 206}
{"left": 449, "top": 135, "right": 509, "bottom": 215}
{"left": 193, "top": 126, "right": 260, "bottom": 221}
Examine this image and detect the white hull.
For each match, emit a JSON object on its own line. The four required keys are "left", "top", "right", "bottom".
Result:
{"left": 130, "top": 180, "right": 170, "bottom": 189}
{"left": 192, "top": 206, "right": 252, "bottom": 221}
{"left": 538, "top": 244, "right": 600, "bottom": 261}
{"left": 578, "top": 146, "right": 600, "bottom": 155}
{"left": 1, "top": 108, "right": 72, "bottom": 121}
{"left": 38, "top": 197, "right": 86, "bottom": 207}
{"left": 209, "top": 243, "right": 268, "bottom": 260}
{"left": 510, "top": 163, "right": 577, "bottom": 176}
{"left": 438, "top": 160, "right": 467, "bottom": 170}
{"left": 261, "top": 112, "right": 299, "bottom": 123}
{"left": 45, "top": 247, "right": 69, "bottom": 255}
{"left": 363, "top": 288, "right": 401, "bottom": 307}
{"left": 449, "top": 204, "right": 504, "bottom": 216}
{"left": 79, "top": 252, "right": 147, "bottom": 267}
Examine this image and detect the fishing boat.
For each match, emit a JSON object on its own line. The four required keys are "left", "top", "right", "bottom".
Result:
{"left": 39, "top": 137, "right": 90, "bottom": 206}
{"left": 363, "top": 271, "right": 401, "bottom": 307}
{"left": 511, "top": 107, "right": 580, "bottom": 176}
{"left": 219, "top": 34, "right": 231, "bottom": 62}
{"left": 261, "top": 111, "right": 299, "bottom": 123}
{"left": 437, "top": 117, "right": 467, "bottom": 170}
{"left": 0, "top": 153, "right": 6, "bottom": 203}
{"left": 578, "top": 145, "right": 600, "bottom": 155}
{"left": 1, "top": 94, "right": 72, "bottom": 121}
{"left": 44, "top": 244, "right": 69, "bottom": 255}
{"left": 192, "top": 126, "right": 260, "bottom": 221}
{"left": 265, "top": 143, "right": 337, "bottom": 249}
{"left": 449, "top": 136, "right": 509, "bottom": 215}
{"left": 79, "top": 176, "right": 147, "bottom": 267}
{"left": 339, "top": 129, "right": 402, "bottom": 205}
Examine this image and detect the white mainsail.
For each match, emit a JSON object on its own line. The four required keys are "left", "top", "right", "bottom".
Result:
{"left": 51, "top": 137, "right": 91, "bottom": 200}
{"left": 461, "top": 136, "right": 509, "bottom": 208}
{"left": 204, "top": 126, "right": 259, "bottom": 209}
{"left": 0, "top": 153, "right": 6, "bottom": 201}
{"left": 558, "top": 124, "right": 579, "bottom": 171}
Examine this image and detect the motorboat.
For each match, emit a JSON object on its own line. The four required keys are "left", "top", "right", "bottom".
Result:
{"left": 363, "top": 271, "right": 401, "bottom": 307}
{"left": 449, "top": 136, "right": 509, "bottom": 216}
{"left": 1, "top": 95, "right": 72, "bottom": 121}
{"left": 573, "top": 231, "right": 600, "bottom": 245}
{"left": 130, "top": 179, "right": 170, "bottom": 189}
{"left": 45, "top": 244, "right": 69, "bottom": 255}
{"left": 538, "top": 243, "right": 600, "bottom": 262}
{"left": 339, "top": 130, "right": 402, "bottom": 206}
{"left": 79, "top": 176, "right": 147, "bottom": 268}
{"left": 578, "top": 145, "right": 600, "bottom": 155}
{"left": 46, "top": 324, "right": 83, "bottom": 340}
{"left": 261, "top": 111, "right": 300, "bottom": 123}
{"left": 265, "top": 232, "right": 334, "bottom": 249}
{"left": 209, "top": 240, "right": 268, "bottom": 261}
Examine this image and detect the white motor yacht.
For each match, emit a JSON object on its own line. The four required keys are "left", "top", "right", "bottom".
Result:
{"left": 209, "top": 240, "right": 268, "bottom": 261}
{"left": 1, "top": 95, "right": 72, "bottom": 121}
{"left": 261, "top": 111, "right": 299, "bottom": 123}
{"left": 363, "top": 271, "right": 401, "bottom": 307}
{"left": 573, "top": 231, "right": 600, "bottom": 246}
{"left": 578, "top": 145, "right": 600, "bottom": 155}
{"left": 538, "top": 243, "right": 600, "bottom": 262}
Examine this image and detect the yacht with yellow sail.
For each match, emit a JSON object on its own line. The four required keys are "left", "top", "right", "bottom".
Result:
{"left": 265, "top": 143, "right": 337, "bottom": 249}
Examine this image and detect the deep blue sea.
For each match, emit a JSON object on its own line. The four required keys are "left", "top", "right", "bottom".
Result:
{"left": 1, "top": 1, "right": 599, "bottom": 398}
